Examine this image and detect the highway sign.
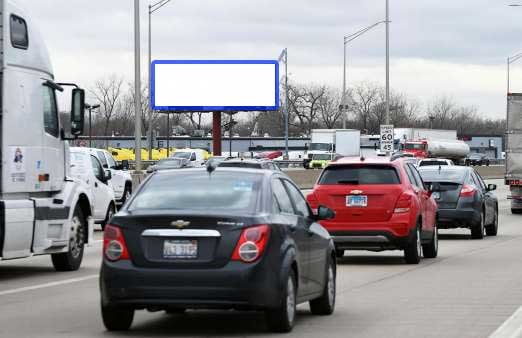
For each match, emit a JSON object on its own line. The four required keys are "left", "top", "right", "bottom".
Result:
{"left": 380, "top": 124, "right": 394, "bottom": 153}
{"left": 150, "top": 60, "right": 279, "bottom": 112}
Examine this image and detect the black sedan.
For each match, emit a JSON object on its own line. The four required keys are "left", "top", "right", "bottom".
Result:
{"left": 418, "top": 166, "right": 498, "bottom": 239}
{"left": 465, "top": 153, "right": 490, "bottom": 166}
{"left": 100, "top": 167, "right": 336, "bottom": 332}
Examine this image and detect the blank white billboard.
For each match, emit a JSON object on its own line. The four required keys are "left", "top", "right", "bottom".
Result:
{"left": 151, "top": 60, "right": 279, "bottom": 111}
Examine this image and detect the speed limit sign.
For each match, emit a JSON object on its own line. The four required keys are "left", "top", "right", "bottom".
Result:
{"left": 380, "top": 125, "right": 394, "bottom": 153}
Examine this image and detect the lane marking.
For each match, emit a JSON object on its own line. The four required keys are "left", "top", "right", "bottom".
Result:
{"left": 489, "top": 306, "right": 522, "bottom": 338}
{"left": 0, "top": 274, "right": 98, "bottom": 297}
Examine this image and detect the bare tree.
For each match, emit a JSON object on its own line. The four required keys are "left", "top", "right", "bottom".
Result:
{"left": 90, "top": 75, "right": 124, "bottom": 139}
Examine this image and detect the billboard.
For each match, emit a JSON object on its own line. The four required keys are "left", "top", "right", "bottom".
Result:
{"left": 151, "top": 60, "right": 279, "bottom": 112}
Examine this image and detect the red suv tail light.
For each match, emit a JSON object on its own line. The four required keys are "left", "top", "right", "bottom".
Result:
{"left": 232, "top": 225, "right": 270, "bottom": 263}
{"left": 460, "top": 184, "right": 476, "bottom": 197}
{"left": 394, "top": 193, "right": 412, "bottom": 214}
{"left": 103, "top": 225, "right": 130, "bottom": 261}
{"left": 306, "top": 192, "right": 319, "bottom": 214}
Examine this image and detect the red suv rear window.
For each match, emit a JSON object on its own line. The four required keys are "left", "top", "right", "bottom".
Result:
{"left": 318, "top": 165, "right": 401, "bottom": 185}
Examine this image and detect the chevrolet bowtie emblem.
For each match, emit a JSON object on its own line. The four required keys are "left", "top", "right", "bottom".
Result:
{"left": 350, "top": 190, "right": 363, "bottom": 195}
{"left": 171, "top": 220, "right": 190, "bottom": 229}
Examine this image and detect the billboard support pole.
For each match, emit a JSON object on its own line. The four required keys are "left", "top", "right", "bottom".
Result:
{"left": 213, "top": 111, "right": 222, "bottom": 156}
{"left": 166, "top": 113, "right": 170, "bottom": 157}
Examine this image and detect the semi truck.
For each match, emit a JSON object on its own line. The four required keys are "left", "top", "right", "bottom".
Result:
{"left": 304, "top": 129, "right": 360, "bottom": 168}
{"left": 402, "top": 139, "right": 470, "bottom": 162}
{"left": 505, "top": 93, "right": 522, "bottom": 214}
{"left": 0, "top": 1, "right": 94, "bottom": 270}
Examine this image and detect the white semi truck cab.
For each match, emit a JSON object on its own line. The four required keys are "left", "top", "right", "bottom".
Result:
{"left": 0, "top": 1, "right": 93, "bottom": 270}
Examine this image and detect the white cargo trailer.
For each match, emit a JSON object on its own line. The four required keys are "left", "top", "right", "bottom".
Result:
{"left": 505, "top": 93, "right": 522, "bottom": 214}
{"left": 335, "top": 129, "right": 360, "bottom": 157}
{"left": 0, "top": 1, "right": 94, "bottom": 270}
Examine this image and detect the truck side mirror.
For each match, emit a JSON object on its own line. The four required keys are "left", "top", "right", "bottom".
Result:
{"left": 70, "top": 88, "right": 85, "bottom": 136}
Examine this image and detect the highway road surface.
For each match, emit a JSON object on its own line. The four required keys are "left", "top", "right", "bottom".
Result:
{"left": 0, "top": 179, "right": 521, "bottom": 338}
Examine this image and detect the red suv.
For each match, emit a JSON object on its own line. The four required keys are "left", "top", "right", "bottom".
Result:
{"left": 306, "top": 157, "right": 438, "bottom": 264}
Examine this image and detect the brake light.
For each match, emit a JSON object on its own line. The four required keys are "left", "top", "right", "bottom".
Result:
{"left": 460, "top": 184, "right": 476, "bottom": 197}
{"left": 232, "top": 225, "right": 270, "bottom": 263}
{"left": 103, "top": 225, "right": 130, "bottom": 261}
{"left": 394, "top": 193, "right": 412, "bottom": 213}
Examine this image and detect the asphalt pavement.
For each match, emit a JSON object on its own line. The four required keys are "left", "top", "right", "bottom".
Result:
{"left": 0, "top": 179, "right": 521, "bottom": 338}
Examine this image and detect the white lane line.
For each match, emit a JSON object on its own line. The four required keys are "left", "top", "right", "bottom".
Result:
{"left": 0, "top": 274, "right": 98, "bottom": 297}
{"left": 489, "top": 306, "right": 522, "bottom": 338}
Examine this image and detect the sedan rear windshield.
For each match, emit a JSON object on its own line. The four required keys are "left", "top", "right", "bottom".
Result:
{"left": 129, "top": 172, "right": 262, "bottom": 212}
{"left": 418, "top": 169, "right": 466, "bottom": 183}
{"left": 319, "top": 165, "right": 400, "bottom": 185}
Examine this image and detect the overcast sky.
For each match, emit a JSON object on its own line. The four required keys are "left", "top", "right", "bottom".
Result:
{"left": 17, "top": 0, "right": 522, "bottom": 119}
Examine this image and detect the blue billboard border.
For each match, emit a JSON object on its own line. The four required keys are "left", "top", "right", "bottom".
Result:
{"left": 150, "top": 60, "right": 280, "bottom": 112}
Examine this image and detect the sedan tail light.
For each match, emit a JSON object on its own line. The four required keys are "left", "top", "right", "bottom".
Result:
{"left": 103, "top": 224, "right": 130, "bottom": 261}
{"left": 394, "top": 193, "right": 412, "bottom": 214}
{"left": 232, "top": 225, "right": 270, "bottom": 263}
{"left": 460, "top": 184, "right": 476, "bottom": 197}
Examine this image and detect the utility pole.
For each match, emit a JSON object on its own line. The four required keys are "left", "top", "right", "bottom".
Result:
{"left": 86, "top": 104, "right": 100, "bottom": 148}
{"left": 134, "top": 0, "right": 142, "bottom": 171}
{"left": 385, "top": 0, "right": 390, "bottom": 125}
{"left": 342, "top": 40, "right": 347, "bottom": 129}
{"left": 278, "top": 48, "right": 289, "bottom": 159}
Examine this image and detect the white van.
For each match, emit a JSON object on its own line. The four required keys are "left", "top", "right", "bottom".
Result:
{"left": 171, "top": 148, "right": 206, "bottom": 167}
{"left": 70, "top": 148, "right": 116, "bottom": 229}
{"left": 90, "top": 148, "right": 133, "bottom": 205}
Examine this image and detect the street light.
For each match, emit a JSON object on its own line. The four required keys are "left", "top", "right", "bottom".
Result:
{"left": 341, "top": 20, "right": 386, "bottom": 128}
{"left": 278, "top": 48, "right": 289, "bottom": 158}
{"left": 85, "top": 103, "right": 100, "bottom": 148}
{"left": 148, "top": 0, "right": 174, "bottom": 160}
{"left": 507, "top": 52, "right": 522, "bottom": 94}
{"left": 134, "top": 0, "right": 142, "bottom": 171}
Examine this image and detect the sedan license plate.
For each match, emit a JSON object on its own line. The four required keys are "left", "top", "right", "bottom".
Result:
{"left": 346, "top": 195, "right": 368, "bottom": 207}
{"left": 163, "top": 240, "right": 198, "bottom": 259}
{"left": 432, "top": 191, "right": 441, "bottom": 200}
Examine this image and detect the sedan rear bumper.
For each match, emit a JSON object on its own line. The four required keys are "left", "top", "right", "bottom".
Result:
{"left": 437, "top": 208, "right": 481, "bottom": 228}
{"left": 100, "top": 259, "right": 282, "bottom": 310}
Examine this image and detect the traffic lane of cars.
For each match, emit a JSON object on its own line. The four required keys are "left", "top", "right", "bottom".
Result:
{"left": 0, "top": 180, "right": 518, "bottom": 337}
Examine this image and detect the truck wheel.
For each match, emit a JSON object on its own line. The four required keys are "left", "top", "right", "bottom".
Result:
{"left": 335, "top": 249, "right": 345, "bottom": 259}
{"left": 101, "top": 204, "right": 115, "bottom": 231}
{"left": 101, "top": 304, "right": 134, "bottom": 331}
{"left": 265, "top": 270, "right": 296, "bottom": 333}
{"left": 471, "top": 212, "right": 485, "bottom": 239}
{"left": 309, "top": 256, "right": 336, "bottom": 315}
{"left": 404, "top": 226, "right": 421, "bottom": 264}
{"left": 485, "top": 209, "right": 498, "bottom": 236}
{"left": 120, "top": 184, "right": 132, "bottom": 205}
{"left": 51, "top": 205, "right": 85, "bottom": 271}
{"left": 422, "top": 226, "right": 438, "bottom": 258}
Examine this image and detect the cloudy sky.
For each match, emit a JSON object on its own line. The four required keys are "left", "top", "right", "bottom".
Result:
{"left": 17, "top": 0, "right": 522, "bottom": 118}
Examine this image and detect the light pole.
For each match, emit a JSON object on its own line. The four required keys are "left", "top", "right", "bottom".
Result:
{"left": 386, "top": 0, "right": 390, "bottom": 124}
{"left": 278, "top": 48, "right": 289, "bottom": 158}
{"left": 148, "top": 0, "right": 173, "bottom": 160}
{"left": 508, "top": 52, "right": 522, "bottom": 94}
{"left": 134, "top": 0, "right": 142, "bottom": 171}
{"left": 341, "top": 21, "right": 386, "bottom": 128}
{"left": 85, "top": 103, "right": 100, "bottom": 148}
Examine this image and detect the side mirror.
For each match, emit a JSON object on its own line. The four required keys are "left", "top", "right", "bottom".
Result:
{"left": 121, "top": 160, "right": 129, "bottom": 170}
{"left": 70, "top": 88, "right": 85, "bottom": 136}
{"left": 104, "top": 169, "right": 112, "bottom": 181}
{"left": 487, "top": 184, "right": 497, "bottom": 191}
{"left": 316, "top": 205, "right": 335, "bottom": 221}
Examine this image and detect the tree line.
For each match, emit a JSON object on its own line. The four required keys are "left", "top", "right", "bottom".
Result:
{"left": 81, "top": 74, "right": 506, "bottom": 138}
